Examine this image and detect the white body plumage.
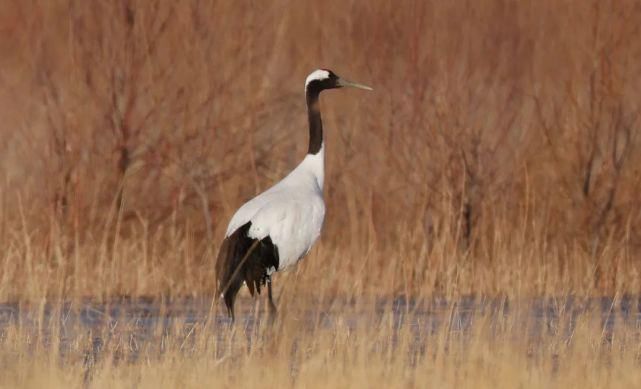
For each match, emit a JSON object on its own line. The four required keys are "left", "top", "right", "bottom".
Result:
{"left": 216, "top": 69, "right": 370, "bottom": 319}
{"left": 225, "top": 145, "right": 325, "bottom": 270}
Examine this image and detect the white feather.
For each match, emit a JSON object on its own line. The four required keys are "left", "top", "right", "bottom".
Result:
{"left": 305, "top": 69, "right": 330, "bottom": 90}
{"left": 225, "top": 145, "right": 325, "bottom": 270}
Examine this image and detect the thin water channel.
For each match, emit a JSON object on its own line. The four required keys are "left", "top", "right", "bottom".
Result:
{"left": 0, "top": 296, "right": 639, "bottom": 364}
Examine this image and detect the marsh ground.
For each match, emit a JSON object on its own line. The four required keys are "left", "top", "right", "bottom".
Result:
{"left": 1, "top": 0, "right": 641, "bottom": 387}
{"left": 0, "top": 296, "right": 640, "bottom": 388}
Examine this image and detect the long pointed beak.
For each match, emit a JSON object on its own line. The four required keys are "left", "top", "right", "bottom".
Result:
{"left": 337, "top": 77, "right": 373, "bottom": 91}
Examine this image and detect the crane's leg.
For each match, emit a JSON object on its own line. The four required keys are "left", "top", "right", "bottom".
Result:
{"left": 228, "top": 304, "right": 235, "bottom": 324}
{"left": 267, "top": 276, "right": 278, "bottom": 321}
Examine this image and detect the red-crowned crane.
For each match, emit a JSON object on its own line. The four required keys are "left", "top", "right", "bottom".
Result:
{"left": 215, "top": 69, "right": 372, "bottom": 321}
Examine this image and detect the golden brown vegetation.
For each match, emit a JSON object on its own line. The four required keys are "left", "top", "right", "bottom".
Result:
{"left": 1, "top": 0, "right": 641, "bottom": 387}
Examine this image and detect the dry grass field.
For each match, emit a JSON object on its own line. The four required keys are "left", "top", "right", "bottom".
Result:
{"left": 1, "top": 0, "right": 641, "bottom": 387}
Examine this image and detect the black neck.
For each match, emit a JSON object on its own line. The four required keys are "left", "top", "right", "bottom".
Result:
{"left": 306, "top": 88, "right": 323, "bottom": 155}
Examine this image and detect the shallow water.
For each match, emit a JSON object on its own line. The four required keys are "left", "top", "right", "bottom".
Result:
{"left": 0, "top": 295, "right": 639, "bottom": 364}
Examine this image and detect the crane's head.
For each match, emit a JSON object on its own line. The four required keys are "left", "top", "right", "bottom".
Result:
{"left": 305, "top": 69, "right": 372, "bottom": 94}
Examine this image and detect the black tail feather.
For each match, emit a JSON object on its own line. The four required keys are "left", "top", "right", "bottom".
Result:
{"left": 215, "top": 222, "right": 279, "bottom": 320}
